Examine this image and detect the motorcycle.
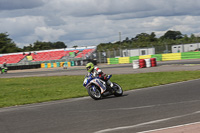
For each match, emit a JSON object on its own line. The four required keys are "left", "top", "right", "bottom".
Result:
{"left": 83, "top": 74, "right": 123, "bottom": 100}
{"left": 1, "top": 67, "right": 8, "bottom": 74}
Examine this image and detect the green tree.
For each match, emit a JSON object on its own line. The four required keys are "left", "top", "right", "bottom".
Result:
{"left": 0, "top": 33, "right": 22, "bottom": 53}
{"left": 161, "top": 30, "right": 183, "bottom": 40}
{"left": 73, "top": 45, "right": 78, "bottom": 49}
{"left": 54, "top": 41, "right": 67, "bottom": 49}
{"left": 23, "top": 44, "right": 34, "bottom": 51}
{"left": 28, "top": 41, "right": 67, "bottom": 51}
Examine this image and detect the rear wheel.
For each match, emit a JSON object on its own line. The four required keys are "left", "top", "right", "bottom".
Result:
{"left": 113, "top": 82, "right": 123, "bottom": 97}
{"left": 87, "top": 85, "right": 102, "bottom": 100}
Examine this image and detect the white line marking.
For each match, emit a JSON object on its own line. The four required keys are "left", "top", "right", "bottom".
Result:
{"left": 137, "top": 121, "right": 200, "bottom": 133}
{"left": 127, "top": 78, "right": 200, "bottom": 93}
{"left": 75, "top": 99, "right": 200, "bottom": 113}
{"left": 0, "top": 96, "right": 90, "bottom": 113}
{"left": 94, "top": 111, "right": 200, "bottom": 133}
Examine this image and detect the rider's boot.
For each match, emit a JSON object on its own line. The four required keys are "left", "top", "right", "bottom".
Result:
{"left": 107, "top": 80, "right": 117, "bottom": 92}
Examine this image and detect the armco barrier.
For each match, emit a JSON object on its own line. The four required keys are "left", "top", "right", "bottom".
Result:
{"left": 68, "top": 62, "right": 71, "bottom": 67}
{"left": 60, "top": 62, "right": 64, "bottom": 67}
{"left": 56, "top": 62, "right": 60, "bottom": 67}
{"left": 47, "top": 63, "right": 51, "bottom": 68}
{"left": 119, "top": 57, "right": 130, "bottom": 64}
{"left": 53, "top": 63, "right": 57, "bottom": 68}
{"left": 45, "top": 63, "right": 48, "bottom": 68}
{"left": 162, "top": 53, "right": 181, "bottom": 61}
{"left": 71, "top": 61, "right": 75, "bottom": 66}
{"left": 139, "top": 55, "right": 151, "bottom": 59}
{"left": 107, "top": 58, "right": 117, "bottom": 64}
{"left": 181, "top": 51, "right": 200, "bottom": 59}
{"left": 107, "top": 51, "right": 200, "bottom": 65}
{"left": 41, "top": 63, "right": 45, "bottom": 68}
{"left": 151, "top": 54, "right": 162, "bottom": 61}
{"left": 51, "top": 63, "right": 54, "bottom": 68}
{"left": 107, "top": 58, "right": 119, "bottom": 64}
{"left": 8, "top": 64, "right": 41, "bottom": 70}
{"left": 130, "top": 56, "right": 139, "bottom": 63}
{"left": 39, "top": 59, "right": 96, "bottom": 70}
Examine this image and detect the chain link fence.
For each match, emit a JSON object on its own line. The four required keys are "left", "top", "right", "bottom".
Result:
{"left": 96, "top": 45, "right": 170, "bottom": 63}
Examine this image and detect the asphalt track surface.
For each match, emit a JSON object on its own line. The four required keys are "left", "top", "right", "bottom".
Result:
{"left": 0, "top": 59, "right": 200, "bottom": 133}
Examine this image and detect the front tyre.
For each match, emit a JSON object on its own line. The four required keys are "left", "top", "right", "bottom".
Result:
{"left": 87, "top": 85, "right": 102, "bottom": 100}
{"left": 113, "top": 82, "right": 123, "bottom": 97}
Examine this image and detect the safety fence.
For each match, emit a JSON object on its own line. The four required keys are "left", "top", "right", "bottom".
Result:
{"left": 40, "top": 59, "right": 97, "bottom": 69}
{"left": 107, "top": 51, "right": 200, "bottom": 64}
{"left": 41, "top": 61, "right": 75, "bottom": 68}
{"left": 6, "top": 59, "right": 97, "bottom": 70}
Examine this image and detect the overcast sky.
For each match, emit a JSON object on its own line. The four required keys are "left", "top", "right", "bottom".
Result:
{"left": 1, "top": 0, "right": 200, "bottom": 48}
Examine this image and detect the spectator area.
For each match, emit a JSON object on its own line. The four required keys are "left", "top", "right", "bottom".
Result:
{"left": 31, "top": 50, "right": 79, "bottom": 62}
{"left": 75, "top": 49, "right": 95, "bottom": 58}
{"left": 0, "top": 46, "right": 96, "bottom": 64}
{"left": 0, "top": 54, "right": 26, "bottom": 64}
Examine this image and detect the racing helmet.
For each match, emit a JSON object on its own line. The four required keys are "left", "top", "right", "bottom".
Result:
{"left": 86, "top": 62, "right": 94, "bottom": 72}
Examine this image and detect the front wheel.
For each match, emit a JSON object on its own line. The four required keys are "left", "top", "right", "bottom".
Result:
{"left": 113, "top": 82, "right": 123, "bottom": 97}
{"left": 87, "top": 85, "right": 102, "bottom": 100}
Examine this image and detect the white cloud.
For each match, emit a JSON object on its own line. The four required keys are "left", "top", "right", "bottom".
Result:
{"left": 0, "top": 16, "right": 45, "bottom": 35}
{"left": 1, "top": 0, "right": 200, "bottom": 48}
{"left": 35, "top": 27, "right": 66, "bottom": 41}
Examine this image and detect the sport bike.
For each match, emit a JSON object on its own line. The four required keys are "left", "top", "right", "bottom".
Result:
{"left": 1, "top": 67, "right": 8, "bottom": 74}
{"left": 83, "top": 74, "right": 123, "bottom": 100}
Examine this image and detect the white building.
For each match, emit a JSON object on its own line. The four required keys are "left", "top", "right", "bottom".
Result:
{"left": 122, "top": 47, "right": 155, "bottom": 57}
{"left": 172, "top": 43, "right": 200, "bottom": 53}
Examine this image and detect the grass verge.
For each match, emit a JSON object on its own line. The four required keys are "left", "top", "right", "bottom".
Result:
{"left": 0, "top": 71, "right": 200, "bottom": 108}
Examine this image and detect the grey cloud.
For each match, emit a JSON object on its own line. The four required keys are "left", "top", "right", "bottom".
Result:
{"left": 58, "top": 0, "right": 200, "bottom": 19}
{"left": 1, "top": 0, "right": 200, "bottom": 48}
{"left": 0, "top": 0, "right": 45, "bottom": 10}
{"left": 57, "top": 0, "right": 155, "bottom": 17}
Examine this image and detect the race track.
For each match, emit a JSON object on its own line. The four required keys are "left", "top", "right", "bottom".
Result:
{"left": 0, "top": 59, "right": 200, "bottom": 133}
{"left": 0, "top": 79, "right": 200, "bottom": 133}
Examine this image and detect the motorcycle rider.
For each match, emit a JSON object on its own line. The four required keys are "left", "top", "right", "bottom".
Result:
{"left": 86, "top": 62, "right": 115, "bottom": 89}
{"left": 1, "top": 62, "right": 7, "bottom": 74}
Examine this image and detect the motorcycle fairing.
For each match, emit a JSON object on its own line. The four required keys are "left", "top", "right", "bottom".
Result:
{"left": 86, "top": 78, "right": 106, "bottom": 94}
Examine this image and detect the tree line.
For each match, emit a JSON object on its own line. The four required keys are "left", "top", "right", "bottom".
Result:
{"left": 1, "top": 31, "right": 200, "bottom": 54}
{"left": 0, "top": 33, "right": 67, "bottom": 54}
{"left": 97, "top": 31, "right": 200, "bottom": 52}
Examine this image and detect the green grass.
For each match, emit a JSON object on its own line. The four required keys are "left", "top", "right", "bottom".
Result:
{"left": 1, "top": 71, "right": 200, "bottom": 108}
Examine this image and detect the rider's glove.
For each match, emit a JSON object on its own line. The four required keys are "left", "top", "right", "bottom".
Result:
{"left": 83, "top": 83, "right": 86, "bottom": 87}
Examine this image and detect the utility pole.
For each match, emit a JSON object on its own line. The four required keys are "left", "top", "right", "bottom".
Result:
{"left": 119, "top": 32, "right": 121, "bottom": 57}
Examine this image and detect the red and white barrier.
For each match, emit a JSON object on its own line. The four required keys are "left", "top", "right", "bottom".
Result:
{"left": 133, "top": 58, "right": 157, "bottom": 69}
{"left": 151, "top": 58, "right": 157, "bottom": 67}
{"left": 132, "top": 60, "right": 139, "bottom": 69}
{"left": 145, "top": 58, "right": 151, "bottom": 68}
{"left": 139, "top": 59, "right": 146, "bottom": 68}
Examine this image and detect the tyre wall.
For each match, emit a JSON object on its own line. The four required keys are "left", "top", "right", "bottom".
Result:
{"left": 132, "top": 58, "right": 157, "bottom": 69}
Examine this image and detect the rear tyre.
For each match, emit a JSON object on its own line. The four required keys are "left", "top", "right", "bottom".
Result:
{"left": 87, "top": 85, "right": 102, "bottom": 100}
{"left": 113, "top": 82, "right": 123, "bottom": 97}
